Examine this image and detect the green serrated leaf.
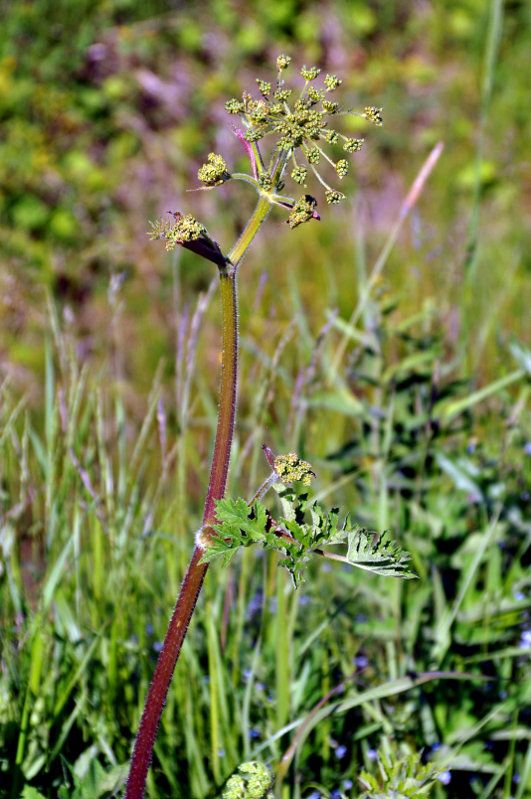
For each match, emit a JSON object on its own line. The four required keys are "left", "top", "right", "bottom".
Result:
{"left": 283, "top": 518, "right": 308, "bottom": 544}
{"left": 215, "top": 497, "right": 268, "bottom": 539}
{"left": 346, "top": 530, "right": 417, "bottom": 579}
{"left": 200, "top": 497, "right": 271, "bottom": 565}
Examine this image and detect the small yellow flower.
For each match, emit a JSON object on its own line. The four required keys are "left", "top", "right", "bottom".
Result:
{"left": 274, "top": 453, "right": 315, "bottom": 485}
{"left": 363, "top": 106, "right": 383, "bottom": 126}
{"left": 276, "top": 54, "right": 291, "bottom": 71}
{"left": 197, "top": 153, "right": 230, "bottom": 186}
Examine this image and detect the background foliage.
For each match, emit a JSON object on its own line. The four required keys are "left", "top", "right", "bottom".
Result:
{"left": 0, "top": 1, "right": 530, "bottom": 798}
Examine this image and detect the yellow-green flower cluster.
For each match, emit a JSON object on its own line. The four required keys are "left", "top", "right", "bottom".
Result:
{"left": 276, "top": 54, "right": 291, "bottom": 71}
{"left": 197, "top": 153, "right": 230, "bottom": 187}
{"left": 256, "top": 79, "right": 271, "bottom": 97}
{"left": 344, "top": 137, "right": 364, "bottom": 152}
{"left": 148, "top": 212, "right": 227, "bottom": 268}
{"left": 286, "top": 194, "right": 318, "bottom": 229}
{"left": 274, "top": 452, "right": 315, "bottom": 484}
{"left": 291, "top": 165, "right": 308, "bottom": 185}
{"left": 224, "top": 56, "right": 382, "bottom": 208}
{"left": 363, "top": 106, "right": 384, "bottom": 126}
{"left": 325, "top": 190, "right": 345, "bottom": 204}
{"left": 148, "top": 213, "right": 206, "bottom": 251}
{"left": 300, "top": 65, "right": 321, "bottom": 81}
{"left": 306, "top": 147, "right": 320, "bottom": 164}
{"left": 335, "top": 159, "right": 349, "bottom": 179}
{"left": 258, "top": 173, "right": 273, "bottom": 191}
{"left": 222, "top": 761, "right": 272, "bottom": 799}
{"left": 324, "top": 74, "right": 342, "bottom": 91}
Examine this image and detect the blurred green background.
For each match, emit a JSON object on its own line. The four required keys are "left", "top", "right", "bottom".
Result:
{"left": 1, "top": 1, "right": 530, "bottom": 798}
{"left": 1, "top": 0, "right": 529, "bottom": 394}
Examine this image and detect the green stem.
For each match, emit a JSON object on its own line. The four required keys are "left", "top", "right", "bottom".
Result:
{"left": 228, "top": 193, "right": 272, "bottom": 266}
{"left": 125, "top": 192, "right": 274, "bottom": 799}
{"left": 201, "top": 269, "right": 239, "bottom": 530}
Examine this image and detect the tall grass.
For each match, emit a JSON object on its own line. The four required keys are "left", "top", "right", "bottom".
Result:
{"left": 1, "top": 2, "right": 530, "bottom": 795}
{"left": 1, "top": 224, "right": 529, "bottom": 797}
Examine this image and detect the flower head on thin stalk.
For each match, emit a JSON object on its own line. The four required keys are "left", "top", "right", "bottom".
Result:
{"left": 261, "top": 444, "right": 316, "bottom": 486}
{"left": 149, "top": 57, "right": 383, "bottom": 262}
{"left": 220, "top": 55, "right": 383, "bottom": 222}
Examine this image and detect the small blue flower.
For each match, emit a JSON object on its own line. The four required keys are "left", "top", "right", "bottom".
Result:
{"left": 335, "top": 745, "right": 347, "bottom": 759}
{"left": 343, "top": 779, "right": 353, "bottom": 790}
{"left": 331, "top": 790, "right": 342, "bottom": 799}
{"left": 354, "top": 654, "right": 369, "bottom": 668}
{"left": 524, "top": 442, "right": 531, "bottom": 456}
{"left": 307, "top": 792, "right": 321, "bottom": 799}
{"left": 249, "top": 729, "right": 260, "bottom": 739}
{"left": 367, "top": 748, "right": 378, "bottom": 761}
{"left": 519, "top": 630, "right": 531, "bottom": 648}
{"left": 247, "top": 591, "right": 263, "bottom": 616}
{"left": 438, "top": 771, "right": 452, "bottom": 785}
{"left": 217, "top": 748, "right": 225, "bottom": 758}
{"left": 514, "top": 591, "right": 525, "bottom": 601}
{"left": 145, "top": 623, "right": 154, "bottom": 635}
{"left": 153, "top": 641, "right": 163, "bottom": 652}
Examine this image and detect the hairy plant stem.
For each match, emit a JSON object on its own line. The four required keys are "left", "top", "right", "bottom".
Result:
{"left": 125, "top": 192, "right": 274, "bottom": 799}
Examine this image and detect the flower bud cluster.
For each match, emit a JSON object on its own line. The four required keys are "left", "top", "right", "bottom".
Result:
{"left": 363, "top": 106, "right": 384, "bottom": 126}
{"left": 148, "top": 212, "right": 227, "bottom": 268}
{"left": 222, "top": 761, "right": 272, "bottom": 799}
{"left": 291, "top": 165, "right": 308, "bottom": 185}
{"left": 197, "top": 153, "right": 230, "bottom": 187}
{"left": 148, "top": 213, "right": 206, "bottom": 251}
{"left": 274, "top": 452, "right": 316, "bottom": 484}
{"left": 325, "top": 189, "right": 345, "bottom": 205}
{"left": 286, "top": 194, "right": 320, "bottom": 229}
